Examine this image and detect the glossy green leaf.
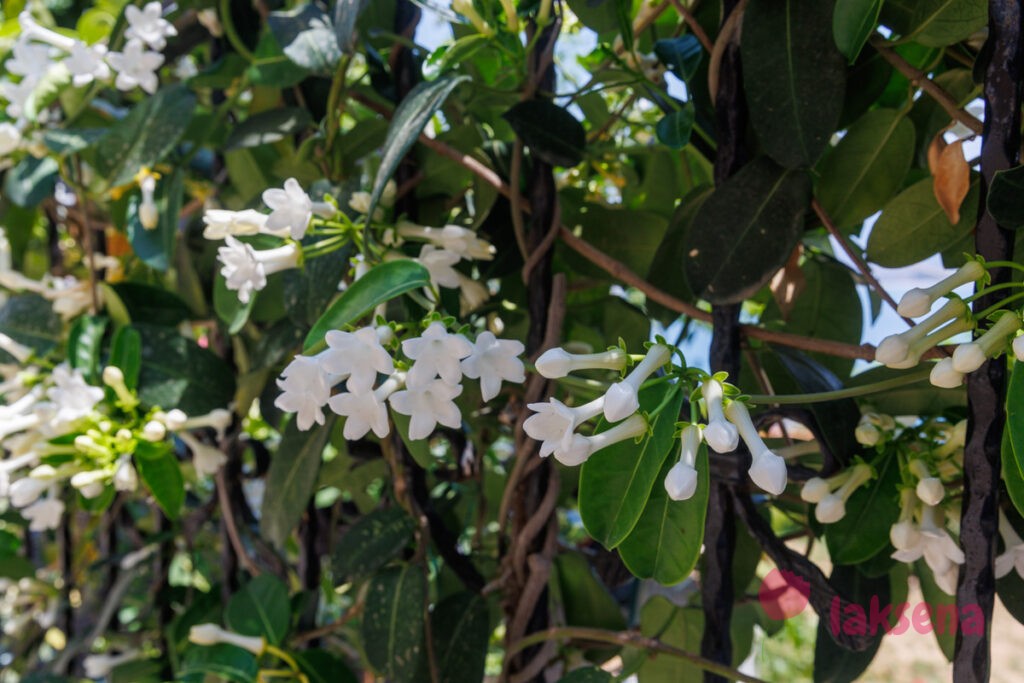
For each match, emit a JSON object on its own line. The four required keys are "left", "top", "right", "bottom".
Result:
{"left": 135, "top": 446, "right": 184, "bottom": 519}
{"left": 180, "top": 643, "right": 258, "bottom": 683}
{"left": 812, "top": 564, "right": 888, "bottom": 681}
{"left": 909, "top": 0, "right": 987, "bottom": 47}
{"left": 225, "top": 574, "right": 291, "bottom": 644}
{"left": 646, "top": 185, "right": 710, "bottom": 320}
{"left": 333, "top": 0, "right": 367, "bottom": 53}
{"left": 282, "top": 241, "right": 352, "bottom": 328}
{"left": 0, "top": 294, "right": 62, "bottom": 361}
{"left": 558, "top": 669, "right": 613, "bottom": 683}
{"left": 1005, "top": 363, "right": 1024, "bottom": 514}
{"left": 554, "top": 552, "right": 627, "bottom": 633}
{"left": 214, "top": 272, "right": 256, "bottom": 335}
{"left": 268, "top": 4, "right": 341, "bottom": 72}
{"left": 225, "top": 108, "right": 313, "bottom": 150}
{"left": 364, "top": 74, "right": 470, "bottom": 221}
{"left": 304, "top": 260, "right": 430, "bottom": 350}
{"left": 1002, "top": 427, "right": 1024, "bottom": 521}
{"left": 3, "top": 156, "right": 59, "bottom": 207}
{"left": 67, "top": 315, "right": 107, "bottom": 383}
{"left": 108, "top": 326, "right": 142, "bottom": 390}
{"left": 683, "top": 156, "right": 812, "bottom": 304}
{"left": 260, "top": 415, "right": 335, "bottom": 547}
{"left": 579, "top": 385, "right": 685, "bottom": 549}
{"left": 815, "top": 108, "right": 915, "bottom": 230}
{"left": 866, "top": 176, "right": 980, "bottom": 267}
{"left": 655, "top": 106, "right": 695, "bottom": 149}
{"left": 637, "top": 598, "right": 704, "bottom": 681}
{"left": 503, "top": 99, "right": 587, "bottom": 167}
{"left": 833, "top": 0, "right": 883, "bottom": 62}
{"left": 94, "top": 84, "right": 196, "bottom": 188}
{"left": 135, "top": 324, "right": 235, "bottom": 415}
{"left": 987, "top": 164, "right": 1024, "bottom": 229}
{"left": 825, "top": 452, "right": 901, "bottom": 565}
{"left": 654, "top": 35, "right": 703, "bottom": 81}
{"left": 108, "top": 283, "right": 192, "bottom": 327}
{"left": 432, "top": 592, "right": 490, "bottom": 683}
{"left": 332, "top": 507, "right": 416, "bottom": 580}
{"left": 296, "top": 649, "right": 358, "bottom": 683}
{"left": 617, "top": 439, "right": 708, "bottom": 585}
{"left": 362, "top": 565, "right": 425, "bottom": 682}
{"left": 742, "top": 0, "right": 847, "bottom": 168}
{"left": 914, "top": 560, "right": 957, "bottom": 660}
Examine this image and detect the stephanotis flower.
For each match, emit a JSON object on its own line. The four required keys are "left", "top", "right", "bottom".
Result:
{"left": 665, "top": 424, "right": 702, "bottom": 501}
{"left": 319, "top": 327, "right": 395, "bottom": 394}
{"left": 65, "top": 41, "right": 111, "bottom": 87}
{"left": 996, "top": 510, "right": 1024, "bottom": 580}
{"left": 951, "top": 312, "right": 1021, "bottom": 374}
{"left": 274, "top": 354, "right": 332, "bottom": 430}
{"left": 21, "top": 496, "right": 64, "bottom": 531}
{"left": 534, "top": 347, "right": 627, "bottom": 379}
{"left": 800, "top": 463, "right": 872, "bottom": 524}
{"left": 189, "top": 624, "right": 265, "bottom": 655}
{"left": 603, "top": 344, "right": 671, "bottom": 422}
{"left": 402, "top": 322, "right": 473, "bottom": 388}
{"left": 178, "top": 432, "right": 227, "bottom": 476}
{"left": 554, "top": 413, "right": 649, "bottom": 467}
{"left": 136, "top": 168, "right": 159, "bottom": 230}
{"left": 217, "top": 236, "right": 300, "bottom": 304}
{"left": 897, "top": 260, "right": 986, "bottom": 318}
{"left": 262, "top": 178, "right": 333, "bottom": 240}
{"left": 5, "top": 36, "right": 52, "bottom": 81}
{"left": 723, "top": 401, "right": 787, "bottom": 495}
{"left": 908, "top": 458, "right": 945, "bottom": 506}
{"left": 202, "top": 209, "right": 270, "bottom": 239}
{"left": 700, "top": 378, "right": 739, "bottom": 453}
{"left": 106, "top": 39, "right": 164, "bottom": 94}
{"left": 891, "top": 502, "right": 964, "bottom": 594}
{"left": 388, "top": 378, "right": 463, "bottom": 440}
{"left": 854, "top": 411, "right": 896, "bottom": 446}
{"left": 83, "top": 650, "right": 141, "bottom": 679}
{"left": 524, "top": 396, "right": 606, "bottom": 458}
{"left": 875, "top": 298, "right": 970, "bottom": 368}
{"left": 329, "top": 372, "right": 404, "bottom": 440}
{"left": 0, "top": 123, "right": 21, "bottom": 159}
{"left": 460, "top": 331, "right": 525, "bottom": 401}
{"left": 0, "top": 79, "right": 37, "bottom": 119}
{"left": 47, "top": 364, "right": 103, "bottom": 426}
{"left": 124, "top": 1, "right": 178, "bottom": 50}
{"left": 397, "top": 221, "right": 495, "bottom": 261}
{"left": 416, "top": 245, "right": 462, "bottom": 288}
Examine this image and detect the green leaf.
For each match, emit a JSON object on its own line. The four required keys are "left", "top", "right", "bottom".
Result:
{"left": 554, "top": 552, "right": 627, "bottom": 635}
{"left": 135, "top": 446, "right": 184, "bottom": 519}
{"left": 0, "top": 555, "right": 35, "bottom": 580}
{"left": 247, "top": 31, "right": 311, "bottom": 87}
{"left": 333, "top": 0, "right": 367, "bottom": 53}
{"left": 107, "top": 282, "right": 191, "bottom": 327}
{"left": 135, "top": 324, "right": 236, "bottom": 416}
{"left": 813, "top": 564, "right": 888, "bottom": 681}
{"left": 682, "top": 156, "right": 812, "bottom": 304}
{"left": 579, "top": 384, "right": 685, "bottom": 549}
{"left": 68, "top": 315, "right": 108, "bottom": 383}
{"left": 1005, "top": 363, "right": 1024, "bottom": 518}
{"left": 742, "top": 0, "right": 847, "bottom": 168}
{"left": 637, "top": 598, "right": 705, "bottom": 681}
{"left": 558, "top": 670, "right": 613, "bottom": 683}
{"left": 432, "top": 593, "right": 490, "bottom": 683}
{"left": 260, "top": 416, "right": 335, "bottom": 547}
{"left": 0, "top": 293, "right": 62, "bottom": 361}
{"left": 304, "top": 260, "right": 430, "bottom": 350}
{"left": 214, "top": 271, "right": 256, "bottom": 335}
{"left": 654, "top": 35, "right": 703, "bottom": 81}
{"left": 618, "top": 439, "right": 708, "bottom": 585}
{"left": 331, "top": 507, "right": 416, "bottom": 581}
{"left": 268, "top": 4, "right": 342, "bottom": 73}
{"left": 646, "top": 185, "right": 711, "bottom": 320}
{"left": 282, "top": 241, "right": 352, "bottom": 328}
{"left": 180, "top": 643, "right": 258, "bottom": 683}
{"left": 909, "top": 0, "right": 987, "bottom": 47}
{"left": 655, "top": 106, "right": 695, "bottom": 149}
{"left": 225, "top": 108, "right": 313, "bottom": 150}
{"left": 225, "top": 574, "right": 291, "bottom": 644}
{"left": 41, "top": 128, "right": 106, "bottom": 156}
{"left": 825, "top": 451, "right": 900, "bottom": 565}
{"left": 815, "top": 108, "right": 916, "bottom": 230}
{"left": 987, "top": 164, "right": 1024, "bottom": 229}
{"left": 296, "top": 650, "right": 358, "bottom": 683}
{"left": 866, "top": 175, "right": 980, "bottom": 267}
{"left": 94, "top": 84, "right": 197, "bottom": 188}
{"left": 914, "top": 560, "right": 956, "bottom": 660}
{"left": 3, "top": 156, "right": 59, "bottom": 208}
{"left": 832, "top": 0, "right": 883, "bottom": 62}
{"left": 109, "top": 326, "right": 142, "bottom": 390}
{"left": 504, "top": 100, "right": 586, "bottom": 168}
{"left": 362, "top": 565, "right": 425, "bottom": 682}
{"left": 364, "top": 74, "right": 470, "bottom": 221}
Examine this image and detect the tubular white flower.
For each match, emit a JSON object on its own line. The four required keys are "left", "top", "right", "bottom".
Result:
{"left": 103, "top": 366, "right": 137, "bottom": 408}
{"left": 416, "top": 245, "right": 463, "bottom": 289}
{"left": 890, "top": 488, "right": 921, "bottom": 550}
{"left": 995, "top": 511, "right": 1024, "bottom": 580}
{"left": 83, "top": 650, "right": 140, "bottom": 679}
{"left": 891, "top": 503, "right": 964, "bottom": 593}
{"left": 137, "top": 171, "right": 159, "bottom": 230}
{"left": 65, "top": 41, "right": 111, "bottom": 87}
{"left": 9, "top": 465, "right": 57, "bottom": 507}
{"left": 48, "top": 364, "right": 104, "bottom": 425}
{"left": 202, "top": 209, "right": 271, "bottom": 239}
{"left": 0, "top": 123, "right": 22, "bottom": 158}
{"left": 701, "top": 378, "right": 739, "bottom": 453}
{"left": 952, "top": 312, "right": 1021, "bottom": 373}
{"left": 725, "top": 401, "right": 787, "bottom": 494}
{"left": 20, "top": 497, "right": 64, "bottom": 531}
{"left": 5, "top": 36, "right": 51, "bottom": 81}
{"left": 176, "top": 408, "right": 233, "bottom": 441}
{"left": 930, "top": 357, "right": 965, "bottom": 389}
{"left": 261, "top": 178, "right": 330, "bottom": 240}
{"left": 460, "top": 331, "right": 525, "bottom": 401}
{"left": 553, "top": 413, "right": 648, "bottom": 467}
{"left": 665, "top": 424, "right": 702, "bottom": 501}
{"left": 896, "top": 260, "right": 986, "bottom": 318}
{"left": 70, "top": 470, "right": 109, "bottom": 499}
{"left": 188, "top": 624, "right": 265, "bottom": 655}
{"left": 106, "top": 39, "right": 164, "bottom": 94}
{"left": 178, "top": 432, "right": 227, "bottom": 476}
{"left": 813, "top": 464, "right": 871, "bottom": 524}
{"left": 0, "top": 332, "right": 32, "bottom": 363}
{"left": 319, "top": 327, "right": 395, "bottom": 394}
{"left": 125, "top": 1, "right": 177, "bottom": 49}
{"left": 217, "top": 236, "right": 300, "bottom": 304}
{"left": 18, "top": 12, "right": 76, "bottom": 51}
{"left": 396, "top": 221, "right": 496, "bottom": 261}
{"left": 800, "top": 477, "right": 832, "bottom": 503}
{"left": 388, "top": 378, "right": 463, "bottom": 440}
{"left": 1, "top": 79, "right": 36, "bottom": 120}
{"left": 875, "top": 298, "right": 968, "bottom": 367}
{"left": 113, "top": 456, "right": 138, "bottom": 492}
{"left": 329, "top": 372, "right": 404, "bottom": 440}
{"left": 534, "top": 347, "right": 627, "bottom": 379}
{"left": 815, "top": 495, "right": 846, "bottom": 524}
{"left": 274, "top": 354, "right": 332, "bottom": 431}
{"left": 402, "top": 322, "right": 473, "bottom": 389}
{"left": 524, "top": 396, "right": 605, "bottom": 458}
{"left": 909, "top": 458, "right": 945, "bottom": 506}
{"left": 602, "top": 344, "right": 671, "bottom": 422}
{"left": 1014, "top": 334, "right": 1024, "bottom": 362}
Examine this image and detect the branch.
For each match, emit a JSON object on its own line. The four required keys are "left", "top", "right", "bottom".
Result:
{"left": 667, "top": 0, "right": 714, "bottom": 52}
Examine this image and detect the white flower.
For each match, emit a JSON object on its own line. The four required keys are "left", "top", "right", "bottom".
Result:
{"left": 47, "top": 364, "right": 103, "bottom": 426}
{"left": 701, "top": 378, "right": 739, "bottom": 453}
{"left": 891, "top": 503, "right": 964, "bottom": 594}
{"left": 178, "top": 432, "right": 227, "bottom": 476}
{"left": 553, "top": 413, "right": 648, "bottom": 467}
{"left": 0, "top": 332, "right": 32, "bottom": 363}
{"left": 951, "top": 313, "right": 1021, "bottom": 373}
{"left": 65, "top": 41, "right": 111, "bottom": 87}
{"left": 274, "top": 354, "right": 332, "bottom": 431}
{"left": 5, "top": 37, "right": 52, "bottom": 81}
{"left": 996, "top": 511, "right": 1024, "bottom": 580}
{"left": 319, "top": 327, "right": 395, "bottom": 394}
{"left": 137, "top": 170, "right": 159, "bottom": 230}
{"left": 396, "top": 221, "right": 495, "bottom": 261}
{"left": 389, "top": 378, "right": 463, "bottom": 440}
{"left": 0, "top": 79, "right": 37, "bottom": 119}
{"left": 800, "top": 477, "right": 831, "bottom": 503}
{"left": 217, "top": 236, "right": 300, "bottom": 304}
{"left": 916, "top": 477, "right": 946, "bottom": 506}
{"left": 724, "top": 400, "right": 787, "bottom": 495}
{"left": 812, "top": 464, "right": 872, "bottom": 524}
{"left": 890, "top": 519, "right": 921, "bottom": 550}
{"left": 534, "top": 347, "right": 627, "bottom": 379}
{"left": 106, "top": 39, "right": 164, "bottom": 94}
{"left": 815, "top": 495, "right": 846, "bottom": 524}
{"left": 457, "top": 273, "right": 490, "bottom": 315}
{"left": 329, "top": 372, "right": 404, "bottom": 440}
{"left": 348, "top": 191, "right": 383, "bottom": 221}
{"left": 202, "top": 209, "right": 270, "bottom": 239}
{"left": 114, "top": 456, "right": 138, "bottom": 492}
{"left": 930, "top": 357, "right": 965, "bottom": 389}
{"left": 70, "top": 470, "right": 109, "bottom": 499}
{"left": 875, "top": 298, "right": 968, "bottom": 367}
{"left": 460, "top": 331, "right": 525, "bottom": 401}
{"left": 854, "top": 412, "right": 894, "bottom": 446}
{"left": 20, "top": 497, "right": 64, "bottom": 531}
{"left": 9, "top": 466, "right": 56, "bottom": 507}
{"left": 174, "top": 56, "right": 199, "bottom": 79}
{"left": 83, "top": 650, "right": 140, "bottom": 679}
{"left": 524, "top": 396, "right": 605, "bottom": 457}
{"left": 602, "top": 344, "right": 671, "bottom": 422}
{"left": 262, "top": 178, "right": 332, "bottom": 239}
{"left": 189, "top": 624, "right": 265, "bottom": 655}
{"left": 1014, "top": 334, "right": 1024, "bottom": 362}
{"left": 416, "top": 245, "right": 462, "bottom": 288}
{"left": 178, "top": 408, "right": 233, "bottom": 441}
{"left": 18, "top": 12, "right": 76, "bottom": 51}
{"left": 141, "top": 420, "right": 166, "bottom": 441}
{"left": 0, "top": 123, "right": 22, "bottom": 158}
{"left": 897, "top": 260, "right": 985, "bottom": 318}
{"left": 402, "top": 322, "right": 473, "bottom": 388}
{"left": 125, "top": 1, "right": 178, "bottom": 50}
{"left": 665, "top": 424, "right": 702, "bottom": 501}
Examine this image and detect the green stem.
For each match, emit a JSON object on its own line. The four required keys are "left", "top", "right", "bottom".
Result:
{"left": 965, "top": 281, "right": 1024, "bottom": 302}
{"left": 977, "top": 291, "right": 1024, "bottom": 319}
{"left": 745, "top": 368, "right": 933, "bottom": 405}
{"left": 983, "top": 260, "right": 1024, "bottom": 274}
{"left": 219, "top": 0, "right": 257, "bottom": 62}
{"left": 647, "top": 381, "right": 682, "bottom": 419}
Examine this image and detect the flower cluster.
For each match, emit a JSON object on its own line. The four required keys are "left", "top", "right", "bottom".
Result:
{"left": 1, "top": 6, "right": 174, "bottom": 127}
{"left": 274, "top": 321, "right": 525, "bottom": 442}
{"left": 890, "top": 488, "right": 964, "bottom": 594}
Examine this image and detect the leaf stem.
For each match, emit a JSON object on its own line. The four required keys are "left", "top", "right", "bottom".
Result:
{"left": 745, "top": 368, "right": 934, "bottom": 405}
{"left": 977, "top": 291, "right": 1024, "bottom": 320}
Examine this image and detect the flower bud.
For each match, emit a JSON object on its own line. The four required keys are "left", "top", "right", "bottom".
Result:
{"left": 916, "top": 477, "right": 945, "bottom": 506}
{"left": 701, "top": 378, "right": 739, "bottom": 453}
{"left": 748, "top": 449, "right": 788, "bottom": 495}
{"left": 855, "top": 422, "right": 880, "bottom": 446}
{"left": 70, "top": 470, "right": 108, "bottom": 499}
{"left": 114, "top": 456, "right": 138, "bottom": 492}
{"left": 951, "top": 341, "right": 986, "bottom": 373}
{"left": 664, "top": 461, "right": 698, "bottom": 501}
{"left": 930, "top": 358, "right": 965, "bottom": 389}
{"left": 1014, "top": 334, "right": 1024, "bottom": 362}
{"left": 142, "top": 420, "right": 166, "bottom": 442}
{"left": 897, "top": 288, "right": 934, "bottom": 318}
{"left": 800, "top": 477, "right": 831, "bottom": 503}
{"left": 890, "top": 520, "right": 921, "bottom": 550}
{"left": 815, "top": 494, "right": 846, "bottom": 523}
{"left": 535, "top": 347, "right": 627, "bottom": 379}
{"left": 601, "top": 344, "right": 671, "bottom": 422}
{"left": 188, "top": 623, "right": 265, "bottom": 655}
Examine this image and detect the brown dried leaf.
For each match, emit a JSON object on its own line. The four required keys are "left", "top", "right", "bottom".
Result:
{"left": 927, "top": 131, "right": 948, "bottom": 176}
{"left": 769, "top": 245, "right": 805, "bottom": 319}
{"left": 933, "top": 139, "right": 970, "bottom": 224}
